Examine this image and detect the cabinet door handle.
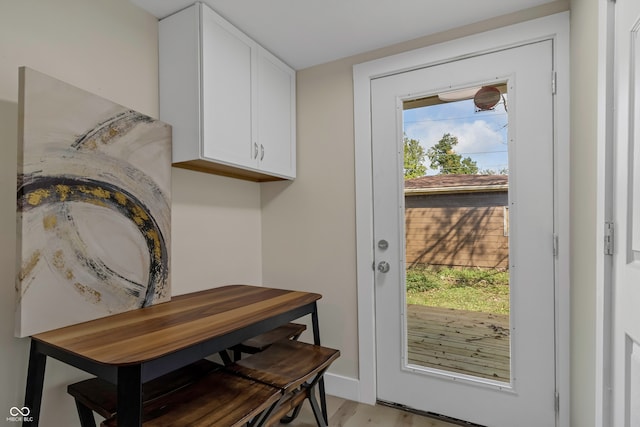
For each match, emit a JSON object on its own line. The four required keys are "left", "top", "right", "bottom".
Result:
{"left": 260, "top": 144, "right": 265, "bottom": 161}
{"left": 254, "top": 143, "right": 259, "bottom": 159}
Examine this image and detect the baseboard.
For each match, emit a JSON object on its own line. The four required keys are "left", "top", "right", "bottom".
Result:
{"left": 323, "top": 372, "right": 361, "bottom": 402}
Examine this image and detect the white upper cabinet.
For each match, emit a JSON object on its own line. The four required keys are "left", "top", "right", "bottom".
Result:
{"left": 200, "top": 5, "right": 253, "bottom": 170}
{"left": 159, "top": 2, "right": 296, "bottom": 181}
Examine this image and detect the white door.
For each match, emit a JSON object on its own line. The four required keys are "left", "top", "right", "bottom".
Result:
{"left": 372, "top": 41, "right": 556, "bottom": 426}
{"left": 612, "top": 1, "right": 640, "bottom": 425}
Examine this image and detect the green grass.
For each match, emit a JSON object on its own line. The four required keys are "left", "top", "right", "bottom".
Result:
{"left": 406, "top": 266, "right": 510, "bottom": 315}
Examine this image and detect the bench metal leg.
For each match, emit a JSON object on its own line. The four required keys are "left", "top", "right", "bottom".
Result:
{"left": 311, "top": 304, "right": 328, "bottom": 425}
{"left": 307, "top": 386, "right": 328, "bottom": 427}
{"left": 277, "top": 365, "right": 331, "bottom": 427}
{"left": 218, "top": 350, "right": 233, "bottom": 366}
{"left": 248, "top": 400, "right": 281, "bottom": 427}
{"left": 73, "top": 400, "right": 96, "bottom": 427}
{"left": 279, "top": 404, "right": 303, "bottom": 424}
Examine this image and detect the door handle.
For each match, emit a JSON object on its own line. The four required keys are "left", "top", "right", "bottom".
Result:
{"left": 377, "top": 261, "right": 390, "bottom": 273}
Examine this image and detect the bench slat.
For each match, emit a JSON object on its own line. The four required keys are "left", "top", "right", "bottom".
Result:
{"left": 231, "top": 323, "right": 306, "bottom": 354}
{"left": 227, "top": 340, "right": 340, "bottom": 393}
{"left": 67, "top": 359, "right": 219, "bottom": 420}
{"left": 101, "top": 370, "right": 280, "bottom": 427}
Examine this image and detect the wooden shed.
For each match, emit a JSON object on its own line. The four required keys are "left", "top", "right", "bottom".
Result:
{"left": 404, "top": 174, "right": 509, "bottom": 269}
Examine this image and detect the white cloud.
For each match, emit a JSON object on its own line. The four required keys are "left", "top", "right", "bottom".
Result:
{"left": 404, "top": 100, "right": 509, "bottom": 173}
{"left": 455, "top": 120, "right": 506, "bottom": 154}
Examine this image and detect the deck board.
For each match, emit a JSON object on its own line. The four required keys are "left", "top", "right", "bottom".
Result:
{"left": 406, "top": 305, "right": 510, "bottom": 382}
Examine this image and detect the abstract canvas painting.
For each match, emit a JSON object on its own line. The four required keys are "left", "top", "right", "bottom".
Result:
{"left": 15, "top": 67, "right": 172, "bottom": 337}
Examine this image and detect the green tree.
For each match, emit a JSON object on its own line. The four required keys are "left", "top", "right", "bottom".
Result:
{"left": 403, "top": 134, "right": 427, "bottom": 179}
{"left": 480, "top": 168, "right": 509, "bottom": 175}
{"left": 426, "top": 133, "right": 478, "bottom": 175}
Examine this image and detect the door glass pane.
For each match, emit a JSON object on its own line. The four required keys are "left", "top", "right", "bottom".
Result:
{"left": 403, "top": 85, "right": 511, "bottom": 382}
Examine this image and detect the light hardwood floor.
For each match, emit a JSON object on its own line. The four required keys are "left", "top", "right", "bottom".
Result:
{"left": 283, "top": 395, "right": 461, "bottom": 427}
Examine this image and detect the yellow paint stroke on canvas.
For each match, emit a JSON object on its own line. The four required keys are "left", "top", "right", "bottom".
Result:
{"left": 52, "top": 249, "right": 65, "bottom": 270}
{"left": 113, "top": 192, "right": 127, "bottom": 206}
{"left": 74, "top": 282, "right": 102, "bottom": 304}
{"left": 42, "top": 214, "right": 57, "bottom": 230}
{"left": 131, "top": 205, "right": 149, "bottom": 225}
{"left": 85, "top": 199, "right": 108, "bottom": 208}
{"left": 26, "top": 188, "right": 50, "bottom": 206}
{"left": 103, "top": 126, "right": 120, "bottom": 142}
{"left": 146, "top": 229, "right": 162, "bottom": 259}
{"left": 85, "top": 139, "right": 98, "bottom": 150}
{"left": 55, "top": 184, "right": 71, "bottom": 201}
{"left": 88, "top": 187, "right": 111, "bottom": 200}
{"left": 19, "top": 250, "right": 41, "bottom": 281}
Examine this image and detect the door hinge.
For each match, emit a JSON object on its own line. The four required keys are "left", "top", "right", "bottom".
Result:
{"left": 604, "top": 222, "right": 614, "bottom": 255}
{"left": 555, "top": 392, "right": 560, "bottom": 413}
{"left": 551, "top": 71, "right": 557, "bottom": 95}
{"left": 553, "top": 234, "right": 559, "bottom": 257}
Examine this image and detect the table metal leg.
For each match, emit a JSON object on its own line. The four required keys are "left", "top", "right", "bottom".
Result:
{"left": 23, "top": 340, "right": 46, "bottom": 427}
{"left": 117, "top": 365, "right": 142, "bottom": 426}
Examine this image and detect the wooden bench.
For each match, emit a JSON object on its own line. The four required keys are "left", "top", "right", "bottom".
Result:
{"left": 228, "top": 322, "right": 306, "bottom": 362}
{"left": 67, "top": 323, "right": 307, "bottom": 426}
{"left": 100, "top": 370, "right": 281, "bottom": 427}
{"left": 67, "top": 359, "right": 218, "bottom": 426}
{"left": 71, "top": 340, "right": 339, "bottom": 427}
{"left": 225, "top": 340, "right": 340, "bottom": 427}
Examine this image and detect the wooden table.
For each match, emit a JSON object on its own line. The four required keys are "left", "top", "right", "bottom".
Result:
{"left": 23, "top": 285, "right": 324, "bottom": 426}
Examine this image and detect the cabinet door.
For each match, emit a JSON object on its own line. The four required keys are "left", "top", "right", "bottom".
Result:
{"left": 200, "top": 5, "right": 254, "bottom": 169}
{"left": 256, "top": 50, "right": 296, "bottom": 178}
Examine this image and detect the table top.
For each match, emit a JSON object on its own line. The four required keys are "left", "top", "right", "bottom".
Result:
{"left": 31, "top": 285, "right": 321, "bottom": 366}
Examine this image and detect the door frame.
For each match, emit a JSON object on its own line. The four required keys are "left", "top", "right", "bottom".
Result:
{"left": 353, "top": 12, "right": 570, "bottom": 425}
{"left": 595, "top": 2, "right": 615, "bottom": 426}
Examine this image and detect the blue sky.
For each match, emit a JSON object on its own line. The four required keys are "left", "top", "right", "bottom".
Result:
{"left": 403, "top": 97, "right": 509, "bottom": 175}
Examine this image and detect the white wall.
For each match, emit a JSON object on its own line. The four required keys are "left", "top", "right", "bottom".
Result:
{"left": 0, "top": 1, "right": 262, "bottom": 425}
{"left": 570, "top": 1, "right": 600, "bottom": 426}
{"left": 261, "top": 59, "right": 360, "bottom": 377}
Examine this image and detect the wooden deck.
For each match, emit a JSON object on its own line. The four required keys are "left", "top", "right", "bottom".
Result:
{"left": 406, "top": 304, "right": 511, "bottom": 382}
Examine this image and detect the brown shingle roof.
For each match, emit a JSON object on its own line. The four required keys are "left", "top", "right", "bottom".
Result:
{"left": 404, "top": 174, "right": 508, "bottom": 193}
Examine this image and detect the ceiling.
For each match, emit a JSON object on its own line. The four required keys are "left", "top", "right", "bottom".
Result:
{"left": 131, "top": 0, "right": 557, "bottom": 70}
